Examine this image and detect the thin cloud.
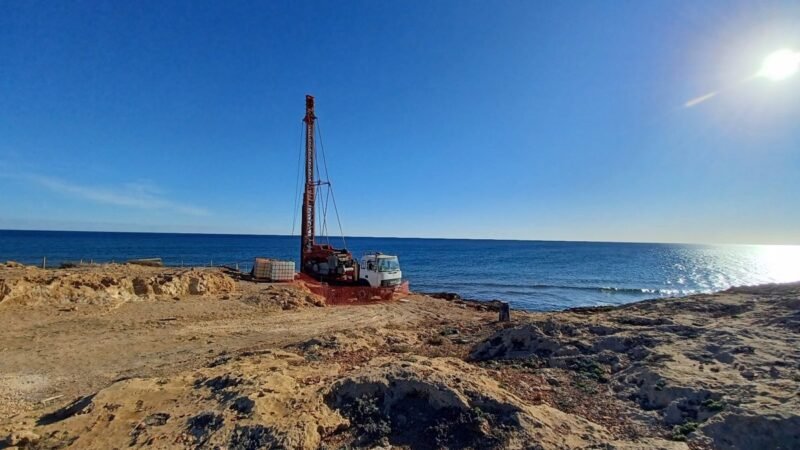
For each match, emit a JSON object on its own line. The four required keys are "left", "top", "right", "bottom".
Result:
{"left": 683, "top": 74, "right": 759, "bottom": 109}
{"left": 684, "top": 91, "right": 718, "bottom": 108}
{"left": 6, "top": 172, "right": 210, "bottom": 216}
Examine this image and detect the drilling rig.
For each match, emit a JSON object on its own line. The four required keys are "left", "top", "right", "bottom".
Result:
{"left": 298, "top": 96, "right": 405, "bottom": 292}
{"left": 299, "top": 95, "right": 362, "bottom": 284}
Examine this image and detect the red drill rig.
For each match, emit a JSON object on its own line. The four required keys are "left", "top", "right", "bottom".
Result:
{"left": 299, "top": 95, "right": 360, "bottom": 284}
{"left": 294, "top": 95, "right": 409, "bottom": 303}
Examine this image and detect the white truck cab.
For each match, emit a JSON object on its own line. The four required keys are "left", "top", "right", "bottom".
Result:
{"left": 359, "top": 252, "right": 402, "bottom": 287}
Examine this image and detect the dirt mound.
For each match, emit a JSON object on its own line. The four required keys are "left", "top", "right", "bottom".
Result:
{"left": 0, "top": 265, "right": 236, "bottom": 307}
{"left": 130, "top": 270, "right": 236, "bottom": 297}
{"left": 5, "top": 350, "right": 683, "bottom": 450}
{"left": 324, "top": 355, "right": 619, "bottom": 449}
{"left": 8, "top": 349, "right": 344, "bottom": 449}
{"left": 239, "top": 283, "right": 325, "bottom": 311}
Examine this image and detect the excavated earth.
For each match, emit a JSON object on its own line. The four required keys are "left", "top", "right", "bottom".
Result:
{"left": 0, "top": 262, "right": 798, "bottom": 449}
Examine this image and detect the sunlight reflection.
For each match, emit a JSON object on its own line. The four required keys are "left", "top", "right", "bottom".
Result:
{"left": 753, "top": 245, "right": 800, "bottom": 283}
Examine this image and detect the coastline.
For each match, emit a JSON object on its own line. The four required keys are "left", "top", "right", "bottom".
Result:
{"left": 4, "top": 229, "right": 797, "bottom": 311}
{"left": 1, "top": 262, "right": 798, "bottom": 449}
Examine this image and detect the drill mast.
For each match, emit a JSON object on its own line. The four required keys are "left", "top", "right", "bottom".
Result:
{"left": 300, "top": 95, "right": 316, "bottom": 269}
{"left": 297, "top": 95, "right": 357, "bottom": 283}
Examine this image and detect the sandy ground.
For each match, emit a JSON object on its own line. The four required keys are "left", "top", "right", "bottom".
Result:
{"left": 0, "top": 264, "right": 484, "bottom": 418}
{"left": 0, "top": 262, "right": 798, "bottom": 449}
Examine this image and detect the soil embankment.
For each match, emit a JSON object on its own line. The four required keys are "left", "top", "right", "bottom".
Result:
{"left": 0, "top": 262, "right": 798, "bottom": 449}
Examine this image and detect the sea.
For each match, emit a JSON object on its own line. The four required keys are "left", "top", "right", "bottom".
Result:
{"left": 1, "top": 229, "right": 799, "bottom": 311}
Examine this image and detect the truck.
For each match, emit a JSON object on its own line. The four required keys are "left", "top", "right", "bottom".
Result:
{"left": 358, "top": 252, "right": 402, "bottom": 287}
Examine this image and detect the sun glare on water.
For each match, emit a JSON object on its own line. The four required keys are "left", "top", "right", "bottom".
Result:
{"left": 757, "top": 48, "right": 800, "bottom": 81}
{"left": 754, "top": 245, "right": 800, "bottom": 283}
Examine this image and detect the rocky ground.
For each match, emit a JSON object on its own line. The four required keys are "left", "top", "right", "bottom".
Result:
{"left": 0, "top": 262, "right": 798, "bottom": 449}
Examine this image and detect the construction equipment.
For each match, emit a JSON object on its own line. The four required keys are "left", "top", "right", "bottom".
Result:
{"left": 298, "top": 95, "right": 404, "bottom": 290}
{"left": 359, "top": 252, "right": 402, "bottom": 287}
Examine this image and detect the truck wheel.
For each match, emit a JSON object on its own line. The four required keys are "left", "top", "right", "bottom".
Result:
{"left": 357, "top": 279, "right": 371, "bottom": 287}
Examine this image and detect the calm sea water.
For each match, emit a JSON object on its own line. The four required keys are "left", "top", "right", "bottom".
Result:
{"left": 1, "top": 230, "right": 799, "bottom": 311}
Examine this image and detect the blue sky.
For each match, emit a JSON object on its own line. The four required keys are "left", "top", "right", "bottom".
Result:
{"left": 1, "top": 1, "right": 799, "bottom": 244}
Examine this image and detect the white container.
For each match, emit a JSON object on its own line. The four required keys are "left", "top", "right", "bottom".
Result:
{"left": 253, "top": 258, "right": 295, "bottom": 281}
{"left": 268, "top": 260, "right": 295, "bottom": 281}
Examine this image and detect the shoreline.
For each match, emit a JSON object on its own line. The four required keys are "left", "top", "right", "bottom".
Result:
{"left": 4, "top": 258, "right": 760, "bottom": 312}
{"left": 4, "top": 229, "right": 797, "bottom": 310}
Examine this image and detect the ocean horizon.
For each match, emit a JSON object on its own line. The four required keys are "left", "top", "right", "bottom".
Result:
{"left": 4, "top": 227, "right": 797, "bottom": 246}
{"left": 2, "top": 229, "right": 799, "bottom": 311}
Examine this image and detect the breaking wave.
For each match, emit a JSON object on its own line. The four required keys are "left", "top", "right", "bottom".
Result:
{"left": 449, "top": 281, "right": 699, "bottom": 297}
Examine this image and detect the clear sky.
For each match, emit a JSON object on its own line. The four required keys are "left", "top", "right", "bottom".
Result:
{"left": 1, "top": 1, "right": 799, "bottom": 244}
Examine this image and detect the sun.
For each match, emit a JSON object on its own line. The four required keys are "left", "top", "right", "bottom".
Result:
{"left": 758, "top": 48, "right": 800, "bottom": 81}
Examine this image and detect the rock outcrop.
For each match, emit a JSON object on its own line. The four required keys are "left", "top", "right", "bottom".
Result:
{"left": 470, "top": 284, "right": 800, "bottom": 449}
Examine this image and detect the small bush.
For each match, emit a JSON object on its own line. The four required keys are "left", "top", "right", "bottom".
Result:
{"left": 573, "top": 375, "right": 597, "bottom": 394}
{"left": 671, "top": 421, "right": 698, "bottom": 441}
{"left": 701, "top": 398, "right": 725, "bottom": 412}
{"left": 571, "top": 358, "right": 608, "bottom": 383}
